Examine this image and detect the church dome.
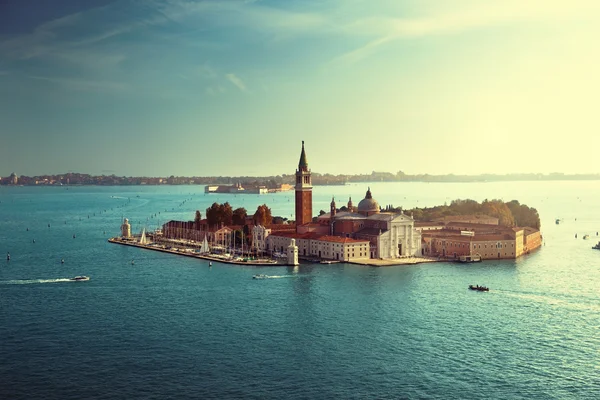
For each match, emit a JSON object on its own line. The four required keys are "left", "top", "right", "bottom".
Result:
{"left": 357, "top": 187, "right": 380, "bottom": 214}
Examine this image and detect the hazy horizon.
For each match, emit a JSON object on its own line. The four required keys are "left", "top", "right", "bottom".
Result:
{"left": 2, "top": 0, "right": 599, "bottom": 177}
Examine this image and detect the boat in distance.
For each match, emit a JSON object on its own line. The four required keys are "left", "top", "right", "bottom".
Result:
{"left": 253, "top": 274, "right": 269, "bottom": 279}
{"left": 593, "top": 242, "right": 600, "bottom": 250}
{"left": 468, "top": 285, "right": 489, "bottom": 292}
{"left": 458, "top": 254, "right": 482, "bottom": 263}
{"left": 70, "top": 276, "right": 90, "bottom": 281}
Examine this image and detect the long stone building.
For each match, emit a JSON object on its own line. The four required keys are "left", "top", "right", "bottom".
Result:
{"left": 417, "top": 220, "right": 542, "bottom": 260}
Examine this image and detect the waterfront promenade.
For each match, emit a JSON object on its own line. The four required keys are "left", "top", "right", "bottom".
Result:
{"left": 108, "top": 237, "right": 281, "bottom": 266}
{"left": 351, "top": 256, "right": 439, "bottom": 267}
{"left": 109, "top": 236, "right": 440, "bottom": 267}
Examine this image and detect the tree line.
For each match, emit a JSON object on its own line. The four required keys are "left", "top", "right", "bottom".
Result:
{"left": 199, "top": 202, "right": 274, "bottom": 228}
{"left": 405, "top": 199, "right": 541, "bottom": 229}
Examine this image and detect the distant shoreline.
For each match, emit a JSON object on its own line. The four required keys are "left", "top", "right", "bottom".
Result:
{"left": 4, "top": 172, "right": 600, "bottom": 186}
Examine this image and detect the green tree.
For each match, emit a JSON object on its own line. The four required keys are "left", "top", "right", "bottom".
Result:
{"left": 232, "top": 207, "right": 248, "bottom": 225}
{"left": 206, "top": 202, "right": 233, "bottom": 227}
{"left": 482, "top": 199, "right": 515, "bottom": 227}
{"left": 220, "top": 202, "right": 233, "bottom": 226}
{"left": 253, "top": 204, "right": 273, "bottom": 227}
{"left": 206, "top": 203, "right": 221, "bottom": 227}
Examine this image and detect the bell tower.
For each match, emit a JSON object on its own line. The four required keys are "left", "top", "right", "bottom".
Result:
{"left": 295, "top": 141, "right": 313, "bottom": 231}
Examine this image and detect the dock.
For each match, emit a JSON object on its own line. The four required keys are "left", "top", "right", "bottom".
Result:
{"left": 108, "top": 237, "right": 282, "bottom": 266}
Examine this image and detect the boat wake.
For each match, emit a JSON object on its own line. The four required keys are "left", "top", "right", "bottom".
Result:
{"left": 1, "top": 278, "right": 76, "bottom": 285}
{"left": 494, "top": 289, "right": 600, "bottom": 312}
{"left": 253, "top": 274, "right": 297, "bottom": 280}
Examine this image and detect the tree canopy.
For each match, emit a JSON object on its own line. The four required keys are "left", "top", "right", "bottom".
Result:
{"left": 253, "top": 204, "right": 273, "bottom": 227}
{"left": 407, "top": 198, "right": 540, "bottom": 228}
{"left": 206, "top": 202, "right": 233, "bottom": 227}
{"left": 232, "top": 207, "right": 247, "bottom": 225}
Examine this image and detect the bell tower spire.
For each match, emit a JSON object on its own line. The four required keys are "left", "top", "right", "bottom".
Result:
{"left": 295, "top": 141, "right": 313, "bottom": 231}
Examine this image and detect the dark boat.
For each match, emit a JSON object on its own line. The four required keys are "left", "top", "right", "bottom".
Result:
{"left": 468, "top": 285, "right": 489, "bottom": 292}
{"left": 593, "top": 242, "right": 600, "bottom": 250}
{"left": 70, "top": 276, "right": 90, "bottom": 281}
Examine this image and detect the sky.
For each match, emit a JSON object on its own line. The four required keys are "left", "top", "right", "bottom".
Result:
{"left": 1, "top": 0, "right": 600, "bottom": 177}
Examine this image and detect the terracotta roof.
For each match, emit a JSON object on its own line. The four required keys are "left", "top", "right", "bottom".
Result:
{"left": 415, "top": 221, "right": 445, "bottom": 227}
{"left": 422, "top": 230, "right": 514, "bottom": 241}
{"left": 317, "top": 235, "right": 369, "bottom": 244}
{"left": 269, "top": 232, "right": 368, "bottom": 244}
{"left": 269, "top": 232, "right": 322, "bottom": 240}
{"left": 269, "top": 224, "right": 296, "bottom": 232}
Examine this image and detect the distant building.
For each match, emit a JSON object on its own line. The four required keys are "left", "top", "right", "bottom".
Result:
{"left": 10, "top": 172, "right": 17, "bottom": 185}
{"left": 418, "top": 221, "right": 541, "bottom": 260}
{"left": 204, "top": 183, "right": 269, "bottom": 194}
{"left": 252, "top": 225, "right": 271, "bottom": 253}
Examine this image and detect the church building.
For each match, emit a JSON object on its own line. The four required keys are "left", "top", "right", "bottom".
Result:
{"left": 266, "top": 142, "right": 422, "bottom": 261}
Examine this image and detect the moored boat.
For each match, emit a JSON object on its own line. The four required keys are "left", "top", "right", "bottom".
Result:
{"left": 468, "top": 284, "right": 489, "bottom": 292}
{"left": 459, "top": 254, "right": 482, "bottom": 263}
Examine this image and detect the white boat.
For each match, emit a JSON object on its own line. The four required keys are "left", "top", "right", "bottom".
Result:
{"left": 199, "top": 236, "right": 210, "bottom": 254}
{"left": 253, "top": 274, "right": 269, "bottom": 279}
{"left": 139, "top": 228, "right": 148, "bottom": 245}
{"left": 70, "top": 276, "right": 90, "bottom": 281}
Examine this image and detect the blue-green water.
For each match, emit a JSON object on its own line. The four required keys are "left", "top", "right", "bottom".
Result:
{"left": 1, "top": 182, "right": 599, "bottom": 399}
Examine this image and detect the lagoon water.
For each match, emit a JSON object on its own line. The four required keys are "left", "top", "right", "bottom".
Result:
{"left": 1, "top": 182, "right": 599, "bottom": 399}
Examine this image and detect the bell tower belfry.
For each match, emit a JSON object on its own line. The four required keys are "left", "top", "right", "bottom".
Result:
{"left": 295, "top": 141, "right": 313, "bottom": 231}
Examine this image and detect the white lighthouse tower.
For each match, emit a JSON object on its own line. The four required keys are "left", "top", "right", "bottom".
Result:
{"left": 121, "top": 218, "right": 131, "bottom": 238}
{"left": 287, "top": 238, "right": 299, "bottom": 266}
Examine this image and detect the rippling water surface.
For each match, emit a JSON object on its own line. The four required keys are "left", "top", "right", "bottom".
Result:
{"left": 1, "top": 182, "right": 599, "bottom": 399}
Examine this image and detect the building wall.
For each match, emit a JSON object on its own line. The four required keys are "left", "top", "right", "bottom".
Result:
{"left": 524, "top": 230, "right": 542, "bottom": 253}
{"left": 334, "top": 219, "right": 363, "bottom": 237}
{"left": 470, "top": 239, "right": 517, "bottom": 259}
{"left": 252, "top": 225, "right": 271, "bottom": 253}
{"left": 267, "top": 235, "right": 369, "bottom": 262}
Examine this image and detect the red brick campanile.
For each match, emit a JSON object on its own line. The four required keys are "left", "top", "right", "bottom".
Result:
{"left": 295, "top": 141, "right": 313, "bottom": 231}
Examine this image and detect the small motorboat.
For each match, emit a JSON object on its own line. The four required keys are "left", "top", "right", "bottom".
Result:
{"left": 593, "top": 242, "right": 600, "bottom": 250}
{"left": 583, "top": 234, "right": 590, "bottom": 240}
{"left": 70, "top": 276, "right": 90, "bottom": 281}
{"left": 468, "top": 285, "right": 489, "bottom": 292}
{"left": 253, "top": 274, "right": 269, "bottom": 279}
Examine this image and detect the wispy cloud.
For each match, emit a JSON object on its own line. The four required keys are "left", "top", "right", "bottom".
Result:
{"left": 226, "top": 73, "right": 247, "bottom": 92}
{"left": 330, "top": 0, "right": 600, "bottom": 65}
